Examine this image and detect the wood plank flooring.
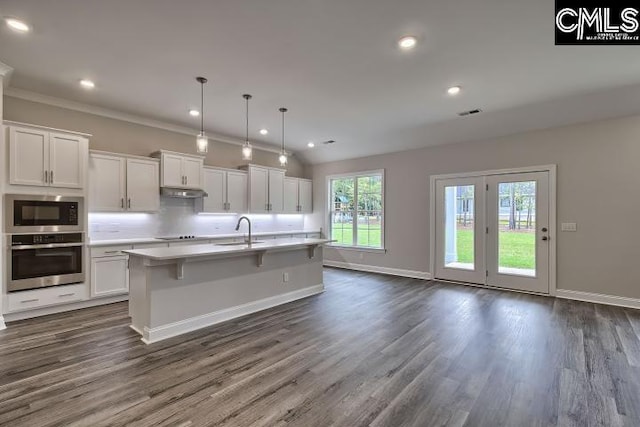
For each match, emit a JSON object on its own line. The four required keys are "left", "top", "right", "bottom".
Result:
{"left": 1, "top": 267, "right": 640, "bottom": 426}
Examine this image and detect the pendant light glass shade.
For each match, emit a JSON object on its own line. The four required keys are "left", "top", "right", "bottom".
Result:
{"left": 196, "top": 133, "right": 208, "bottom": 154}
{"left": 242, "top": 143, "right": 253, "bottom": 160}
{"left": 242, "top": 94, "right": 253, "bottom": 161}
{"left": 196, "top": 77, "right": 208, "bottom": 154}
{"left": 279, "top": 107, "right": 288, "bottom": 167}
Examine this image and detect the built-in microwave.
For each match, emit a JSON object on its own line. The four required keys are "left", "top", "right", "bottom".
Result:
{"left": 5, "top": 194, "right": 84, "bottom": 233}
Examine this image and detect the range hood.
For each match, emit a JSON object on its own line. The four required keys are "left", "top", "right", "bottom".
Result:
{"left": 161, "top": 187, "right": 208, "bottom": 199}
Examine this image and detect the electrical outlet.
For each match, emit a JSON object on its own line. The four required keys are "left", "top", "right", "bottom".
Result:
{"left": 561, "top": 223, "right": 577, "bottom": 232}
{"left": 283, "top": 272, "right": 290, "bottom": 282}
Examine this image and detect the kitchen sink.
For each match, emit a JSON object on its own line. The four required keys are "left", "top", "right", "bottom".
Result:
{"left": 215, "top": 241, "right": 265, "bottom": 246}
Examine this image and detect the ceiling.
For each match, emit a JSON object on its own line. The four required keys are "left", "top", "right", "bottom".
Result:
{"left": 1, "top": 0, "right": 640, "bottom": 164}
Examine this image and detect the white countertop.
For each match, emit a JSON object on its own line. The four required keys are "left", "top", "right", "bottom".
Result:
{"left": 124, "top": 238, "right": 331, "bottom": 261}
{"left": 89, "top": 230, "right": 321, "bottom": 247}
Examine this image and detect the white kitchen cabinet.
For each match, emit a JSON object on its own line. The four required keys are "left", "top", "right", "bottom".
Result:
{"left": 89, "top": 154, "right": 126, "bottom": 212}
{"left": 9, "top": 125, "right": 87, "bottom": 189}
{"left": 202, "top": 167, "right": 247, "bottom": 213}
{"left": 183, "top": 157, "right": 204, "bottom": 189}
{"left": 248, "top": 166, "right": 269, "bottom": 213}
{"left": 268, "top": 169, "right": 285, "bottom": 213}
{"left": 89, "top": 152, "right": 159, "bottom": 212}
{"left": 126, "top": 158, "right": 160, "bottom": 211}
{"left": 283, "top": 177, "right": 313, "bottom": 213}
{"left": 49, "top": 133, "right": 85, "bottom": 188}
{"left": 284, "top": 178, "right": 299, "bottom": 213}
{"left": 162, "top": 153, "right": 184, "bottom": 187}
{"left": 299, "top": 179, "right": 313, "bottom": 213}
{"left": 153, "top": 150, "right": 204, "bottom": 190}
{"left": 203, "top": 168, "right": 226, "bottom": 212}
{"left": 226, "top": 171, "right": 248, "bottom": 213}
{"left": 243, "top": 165, "right": 287, "bottom": 213}
{"left": 91, "top": 255, "right": 129, "bottom": 297}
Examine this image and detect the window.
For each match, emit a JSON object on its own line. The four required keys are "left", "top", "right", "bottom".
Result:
{"left": 328, "top": 170, "right": 384, "bottom": 249}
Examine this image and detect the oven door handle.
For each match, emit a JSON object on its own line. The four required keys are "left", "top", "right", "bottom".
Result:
{"left": 10, "top": 243, "right": 85, "bottom": 250}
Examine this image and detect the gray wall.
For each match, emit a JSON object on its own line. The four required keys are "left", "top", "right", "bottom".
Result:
{"left": 309, "top": 114, "right": 640, "bottom": 300}
{"left": 3, "top": 96, "right": 308, "bottom": 178}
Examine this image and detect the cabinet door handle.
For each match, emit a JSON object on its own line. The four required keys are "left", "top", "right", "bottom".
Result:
{"left": 103, "top": 250, "right": 122, "bottom": 254}
{"left": 20, "top": 298, "right": 39, "bottom": 303}
{"left": 128, "top": 198, "right": 131, "bottom": 209}
{"left": 58, "top": 293, "right": 75, "bottom": 298}
{"left": 186, "top": 176, "right": 188, "bottom": 185}
{"left": 44, "top": 170, "right": 48, "bottom": 183}
{"left": 50, "top": 170, "right": 53, "bottom": 183}
{"left": 121, "top": 198, "right": 124, "bottom": 209}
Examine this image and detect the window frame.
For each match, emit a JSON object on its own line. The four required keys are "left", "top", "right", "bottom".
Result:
{"left": 326, "top": 169, "right": 385, "bottom": 251}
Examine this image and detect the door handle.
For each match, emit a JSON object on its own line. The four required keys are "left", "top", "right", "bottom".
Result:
{"left": 541, "top": 227, "right": 548, "bottom": 232}
{"left": 542, "top": 236, "right": 549, "bottom": 241}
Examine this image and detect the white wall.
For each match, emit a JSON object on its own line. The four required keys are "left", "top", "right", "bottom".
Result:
{"left": 309, "top": 114, "right": 640, "bottom": 300}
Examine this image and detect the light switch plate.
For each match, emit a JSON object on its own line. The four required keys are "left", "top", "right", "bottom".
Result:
{"left": 561, "top": 223, "right": 577, "bottom": 232}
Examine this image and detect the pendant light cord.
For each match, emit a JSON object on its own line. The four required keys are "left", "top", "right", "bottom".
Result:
{"left": 280, "top": 107, "right": 287, "bottom": 153}
{"left": 200, "top": 81, "right": 204, "bottom": 135}
{"left": 246, "top": 96, "right": 249, "bottom": 143}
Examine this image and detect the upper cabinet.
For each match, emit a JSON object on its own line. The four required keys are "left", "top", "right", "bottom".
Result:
{"left": 9, "top": 125, "right": 87, "bottom": 189}
{"left": 284, "top": 177, "right": 313, "bottom": 213}
{"left": 201, "top": 167, "right": 247, "bottom": 213}
{"left": 243, "top": 165, "right": 285, "bottom": 213}
{"left": 152, "top": 150, "right": 204, "bottom": 190}
{"left": 89, "top": 152, "right": 160, "bottom": 212}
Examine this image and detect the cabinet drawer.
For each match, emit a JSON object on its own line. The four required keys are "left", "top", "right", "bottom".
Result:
{"left": 91, "top": 245, "right": 133, "bottom": 257}
{"left": 8, "top": 284, "right": 87, "bottom": 312}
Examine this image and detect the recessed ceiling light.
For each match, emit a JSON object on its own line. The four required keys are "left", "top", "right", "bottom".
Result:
{"left": 447, "top": 86, "right": 462, "bottom": 95}
{"left": 5, "top": 18, "right": 30, "bottom": 33}
{"left": 307, "top": 142, "right": 315, "bottom": 148}
{"left": 79, "top": 79, "right": 95, "bottom": 89}
{"left": 188, "top": 109, "right": 200, "bottom": 117}
{"left": 259, "top": 129, "right": 269, "bottom": 135}
{"left": 398, "top": 36, "right": 417, "bottom": 50}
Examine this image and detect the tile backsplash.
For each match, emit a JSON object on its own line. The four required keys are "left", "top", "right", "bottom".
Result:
{"left": 89, "top": 197, "right": 309, "bottom": 241}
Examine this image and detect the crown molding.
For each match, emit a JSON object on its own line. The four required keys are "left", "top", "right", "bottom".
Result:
{"left": 0, "top": 62, "right": 14, "bottom": 87}
{"left": 3, "top": 87, "right": 291, "bottom": 155}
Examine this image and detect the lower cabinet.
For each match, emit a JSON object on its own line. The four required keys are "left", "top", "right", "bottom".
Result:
{"left": 7, "top": 284, "right": 87, "bottom": 312}
{"left": 91, "top": 255, "right": 130, "bottom": 297}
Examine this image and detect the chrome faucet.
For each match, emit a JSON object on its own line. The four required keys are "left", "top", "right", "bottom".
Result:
{"left": 235, "top": 216, "right": 252, "bottom": 245}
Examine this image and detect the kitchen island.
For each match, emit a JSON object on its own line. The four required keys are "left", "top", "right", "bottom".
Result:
{"left": 124, "top": 238, "right": 330, "bottom": 343}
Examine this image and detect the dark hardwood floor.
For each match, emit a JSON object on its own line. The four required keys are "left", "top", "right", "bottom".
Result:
{"left": 1, "top": 268, "right": 640, "bottom": 426}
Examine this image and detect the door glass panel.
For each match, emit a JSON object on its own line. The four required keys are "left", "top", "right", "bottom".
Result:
{"left": 444, "top": 185, "right": 475, "bottom": 270}
{"left": 497, "top": 181, "right": 536, "bottom": 276}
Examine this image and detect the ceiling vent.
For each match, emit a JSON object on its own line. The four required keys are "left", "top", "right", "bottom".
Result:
{"left": 458, "top": 108, "right": 482, "bottom": 117}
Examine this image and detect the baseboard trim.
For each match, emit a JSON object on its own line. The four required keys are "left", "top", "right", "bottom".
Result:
{"left": 323, "top": 260, "right": 431, "bottom": 280}
{"left": 0, "top": 315, "right": 5, "bottom": 330}
{"left": 141, "top": 284, "right": 324, "bottom": 344}
{"left": 556, "top": 289, "right": 640, "bottom": 310}
{"left": 3, "top": 295, "right": 129, "bottom": 323}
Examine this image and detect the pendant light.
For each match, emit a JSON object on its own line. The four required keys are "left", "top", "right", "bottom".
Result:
{"left": 242, "top": 94, "right": 253, "bottom": 161}
{"left": 196, "top": 76, "right": 209, "bottom": 154}
{"left": 278, "top": 107, "right": 288, "bottom": 167}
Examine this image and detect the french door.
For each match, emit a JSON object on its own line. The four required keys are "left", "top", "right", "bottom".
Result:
{"left": 434, "top": 171, "right": 550, "bottom": 294}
